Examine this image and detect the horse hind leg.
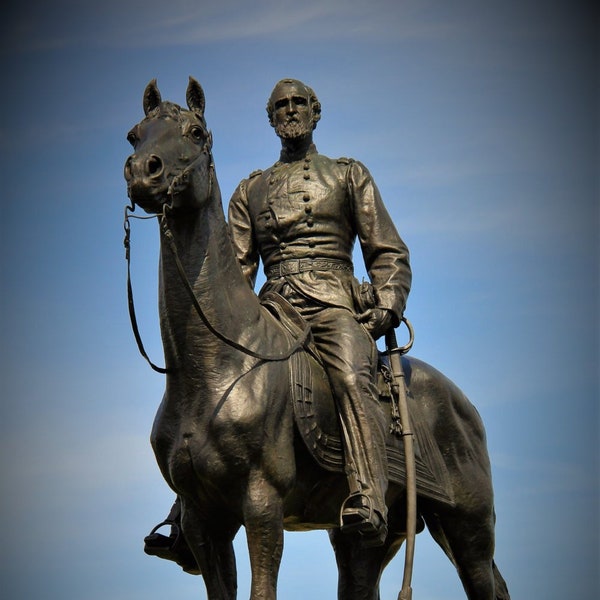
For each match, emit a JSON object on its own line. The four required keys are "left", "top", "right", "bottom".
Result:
{"left": 329, "top": 527, "right": 405, "bottom": 600}
{"left": 179, "top": 501, "right": 239, "bottom": 600}
{"left": 423, "top": 509, "right": 510, "bottom": 600}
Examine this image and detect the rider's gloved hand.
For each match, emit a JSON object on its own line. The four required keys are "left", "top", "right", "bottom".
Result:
{"left": 355, "top": 308, "right": 394, "bottom": 340}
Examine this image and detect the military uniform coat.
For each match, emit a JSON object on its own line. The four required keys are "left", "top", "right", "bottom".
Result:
{"left": 228, "top": 145, "right": 411, "bottom": 322}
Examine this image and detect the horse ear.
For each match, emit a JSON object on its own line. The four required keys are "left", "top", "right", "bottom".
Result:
{"left": 143, "top": 79, "right": 162, "bottom": 116}
{"left": 186, "top": 77, "right": 206, "bottom": 115}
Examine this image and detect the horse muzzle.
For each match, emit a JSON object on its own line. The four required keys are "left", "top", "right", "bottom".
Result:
{"left": 124, "top": 151, "right": 165, "bottom": 181}
{"left": 124, "top": 153, "right": 170, "bottom": 212}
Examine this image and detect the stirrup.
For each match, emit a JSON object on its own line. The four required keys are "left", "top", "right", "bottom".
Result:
{"left": 340, "top": 493, "right": 379, "bottom": 532}
{"left": 144, "top": 519, "right": 178, "bottom": 551}
{"left": 144, "top": 520, "right": 201, "bottom": 575}
{"left": 340, "top": 493, "right": 387, "bottom": 547}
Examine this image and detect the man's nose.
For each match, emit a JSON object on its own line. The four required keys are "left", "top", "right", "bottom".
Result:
{"left": 285, "top": 99, "right": 297, "bottom": 113}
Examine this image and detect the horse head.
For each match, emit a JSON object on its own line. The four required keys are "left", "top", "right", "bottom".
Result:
{"left": 124, "top": 77, "right": 214, "bottom": 214}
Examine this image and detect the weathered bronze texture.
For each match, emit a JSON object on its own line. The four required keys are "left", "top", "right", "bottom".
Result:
{"left": 229, "top": 78, "right": 412, "bottom": 548}
{"left": 124, "top": 77, "right": 510, "bottom": 599}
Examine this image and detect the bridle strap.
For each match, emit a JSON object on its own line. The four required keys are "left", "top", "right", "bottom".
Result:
{"left": 124, "top": 205, "right": 170, "bottom": 374}
{"left": 159, "top": 191, "right": 311, "bottom": 362}
{"left": 121, "top": 140, "right": 214, "bottom": 374}
{"left": 124, "top": 155, "right": 310, "bottom": 371}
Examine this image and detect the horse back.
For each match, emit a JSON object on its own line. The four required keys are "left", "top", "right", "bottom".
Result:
{"left": 260, "top": 292, "right": 490, "bottom": 506}
{"left": 402, "top": 356, "right": 492, "bottom": 479}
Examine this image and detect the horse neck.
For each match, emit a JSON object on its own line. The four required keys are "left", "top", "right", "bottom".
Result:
{"left": 157, "top": 179, "right": 261, "bottom": 375}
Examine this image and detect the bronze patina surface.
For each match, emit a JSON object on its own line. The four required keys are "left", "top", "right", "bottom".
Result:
{"left": 124, "top": 77, "right": 509, "bottom": 599}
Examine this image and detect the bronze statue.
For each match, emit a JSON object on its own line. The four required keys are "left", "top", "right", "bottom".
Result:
{"left": 124, "top": 77, "right": 510, "bottom": 599}
{"left": 228, "top": 78, "right": 412, "bottom": 546}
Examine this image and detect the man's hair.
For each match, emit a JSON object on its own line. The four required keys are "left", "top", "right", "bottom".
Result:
{"left": 266, "top": 79, "right": 322, "bottom": 130}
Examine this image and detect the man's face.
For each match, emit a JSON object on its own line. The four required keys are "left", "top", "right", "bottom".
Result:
{"left": 270, "top": 82, "right": 314, "bottom": 140}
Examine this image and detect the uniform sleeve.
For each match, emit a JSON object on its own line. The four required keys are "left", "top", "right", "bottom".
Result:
{"left": 348, "top": 160, "right": 412, "bottom": 324}
{"left": 227, "top": 179, "right": 259, "bottom": 289}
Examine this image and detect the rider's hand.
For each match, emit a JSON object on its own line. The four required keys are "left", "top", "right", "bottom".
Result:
{"left": 355, "top": 308, "right": 394, "bottom": 340}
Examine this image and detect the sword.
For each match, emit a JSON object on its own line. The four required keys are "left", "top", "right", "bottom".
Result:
{"left": 386, "top": 318, "right": 416, "bottom": 600}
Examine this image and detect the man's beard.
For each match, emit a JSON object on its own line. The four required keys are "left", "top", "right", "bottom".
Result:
{"left": 275, "top": 119, "right": 312, "bottom": 140}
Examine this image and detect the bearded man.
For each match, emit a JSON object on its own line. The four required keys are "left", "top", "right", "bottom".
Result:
{"left": 227, "top": 79, "right": 411, "bottom": 546}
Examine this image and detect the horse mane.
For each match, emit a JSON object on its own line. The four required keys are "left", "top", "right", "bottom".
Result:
{"left": 144, "top": 100, "right": 208, "bottom": 131}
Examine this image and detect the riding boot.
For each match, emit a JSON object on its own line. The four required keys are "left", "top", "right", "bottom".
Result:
{"left": 144, "top": 497, "right": 201, "bottom": 575}
{"left": 337, "top": 394, "right": 389, "bottom": 547}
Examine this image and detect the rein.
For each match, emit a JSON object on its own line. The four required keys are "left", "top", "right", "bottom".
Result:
{"left": 124, "top": 205, "right": 169, "bottom": 374}
{"left": 124, "top": 153, "right": 310, "bottom": 372}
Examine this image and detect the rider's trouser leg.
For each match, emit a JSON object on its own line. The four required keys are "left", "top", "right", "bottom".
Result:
{"left": 301, "top": 305, "right": 389, "bottom": 521}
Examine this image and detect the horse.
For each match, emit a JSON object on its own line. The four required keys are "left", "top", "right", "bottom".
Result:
{"left": 123, "top": 77, "right": 510, "bottom": 600}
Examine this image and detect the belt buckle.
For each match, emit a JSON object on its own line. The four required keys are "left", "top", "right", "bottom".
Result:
{"left": 280, "top": 259, "right": 300, "bottom": 276}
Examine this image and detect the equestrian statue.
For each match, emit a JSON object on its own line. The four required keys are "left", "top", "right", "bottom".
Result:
{"left": 123, "top": 76, "right": 510, "bottom": 600}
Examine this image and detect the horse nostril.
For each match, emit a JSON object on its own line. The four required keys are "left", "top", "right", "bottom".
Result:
{"left": 147, "top": 154, "right": 163, "bottom": 177}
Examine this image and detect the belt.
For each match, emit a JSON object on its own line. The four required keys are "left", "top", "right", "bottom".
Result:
{"left": 265, "top": 258, "right": 353, "bottom": 279}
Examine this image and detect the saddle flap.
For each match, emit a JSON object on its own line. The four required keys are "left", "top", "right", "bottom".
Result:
{"left": 289, "top": 351, "right": 455, "bottom": 506}
{"left": 261, "top": 291, "right": 455, "bottom": 506}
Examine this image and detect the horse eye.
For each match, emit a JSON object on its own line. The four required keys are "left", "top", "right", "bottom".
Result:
{"left": 190, "top": 126, "right": 204, "bottom": 141}
{"left": 127, "top": 131, "right": 137, "bottom": 146}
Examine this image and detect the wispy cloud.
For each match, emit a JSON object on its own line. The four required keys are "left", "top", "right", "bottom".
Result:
{"left": 1, "top": 0, "right": 456, "bottom": 54}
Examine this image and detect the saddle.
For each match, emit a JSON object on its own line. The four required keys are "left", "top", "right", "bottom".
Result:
{"left": 261, "top": 292, "right": 454, "bottom": 506}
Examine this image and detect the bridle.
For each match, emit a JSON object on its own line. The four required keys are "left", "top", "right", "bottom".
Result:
{"left": 124, "top": 139, "right": 310, "bottom": 374}
{"left": 123, "top": 204, "right": 167, "bottom": 373}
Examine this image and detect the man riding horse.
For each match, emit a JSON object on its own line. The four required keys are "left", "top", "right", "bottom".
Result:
{"left": 146, "top": 77, "right": 411, "bottom": 557}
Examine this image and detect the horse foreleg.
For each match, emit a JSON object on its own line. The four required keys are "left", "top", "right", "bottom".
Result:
{"left": 243, "top": 474, "right": 285, "bottom": 600}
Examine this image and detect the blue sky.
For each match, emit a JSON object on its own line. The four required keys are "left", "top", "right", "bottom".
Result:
{"left": 1, "top": 1, "right": 597, "bottom": 598}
